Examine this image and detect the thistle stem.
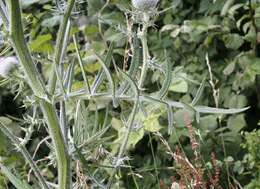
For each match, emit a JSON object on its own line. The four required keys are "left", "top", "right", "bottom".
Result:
{"left": 138, "top": 14, "right": 150, "bottom": 89}
{"left": 5, "top": 1, "right": 71, "bottom": 188}
{"left": 0, "top": 1, "right": 8, "bottom": 27}
{"left": 48, "top": 0, "right": 75, "bottom": 94}
{"left": 0, "top": 120, "right": 49, "bottom": 189}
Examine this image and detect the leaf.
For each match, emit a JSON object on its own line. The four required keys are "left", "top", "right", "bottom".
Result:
{"left": 112, "top": 117, "right": 144, "bottom": 149}
{"left": 29, "top": 34, "right": 53, "bottom": 53}
{"left": 116, "top": 126, "right": 144, "bottom": 149}
{"left": 95, "top": 53, "right": 116, "bottom": 107}
{"left": 223, "top": 61, "right": 236, "bottom": 75}
{"left": 20, "top": 0, "right": 40, "bottom": 8}
{"left": 226, "top": 95, "right": 248, "bottom": 109}
{"left": 194, "top": 106, "right": 249, "bottom": 114}
{"left": 223, "top": 34, "right": 244, "bottom": 50}
{"left": 84, "top": 25, "right": 99, "bottom": 38}
{"left": 0, "top": 164, "right": 33, "bottom": 189}
{"left": 143, "top": 112, "right": 162, "bottom": 132}
{"left": 169, "top": 79, "right": 188, "bottom": 93}
{"left": 157, "top": 50, "right": 172, "bottom": 99}
{"left": 227, "top": 114, "right": 246, "bottom": 133}
{"left": 91, "top": 42, "right": 114, "bottom": 93}
{"left": 117, "top": 36, "right": 141, "bottom": 95}
{"left": 200, "top": 115, "right": 218, "bottom": 131}
{"left": 41, "top": 15, "right": 62, "bottom": 28}
{"left": 191, "top": 78, "right": 206, "bottom": 106}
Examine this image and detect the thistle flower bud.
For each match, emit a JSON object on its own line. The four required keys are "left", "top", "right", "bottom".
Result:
{"left": 0, "top": 56, "right": 19, "bottom": 78}
{"left": 132, "top": 0, "right": 159, "bottom": 10}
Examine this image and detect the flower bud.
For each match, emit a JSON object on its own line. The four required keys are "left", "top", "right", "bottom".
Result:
{"left": 0, "top": 56, "right": 19, "bottom": 78}
{"left": 132, "top": 0, "right": 159, "bottom": 10}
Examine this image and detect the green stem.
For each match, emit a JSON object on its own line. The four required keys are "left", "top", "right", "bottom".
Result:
{"left": 6, "top": 1, "right": 70, "bottom": 189}
{"left": 107, "top": 72, "right": 139, "bottom": 188}
{"left": 0, "top": 120, "right": 49, "bottom": 189}
{"left": 48, "top": 0, "right": 75, "bottom": 94}
{"left": 138, "top": 18, "right": 149, "bottom": 89}
{"left": 0, "top": 1, "right": 8, "bottom": 27}
{"left": 40, "top": 101, "right": 70, "bottom": 189}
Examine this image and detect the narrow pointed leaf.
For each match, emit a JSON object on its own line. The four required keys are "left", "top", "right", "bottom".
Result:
{"left": 157, "top": 50, "right": 172, "bottom": 99}
{"left": 95, "top": 53, "right": 116, "bottom": 107}
{"left": 91, "top": 42, "right": 114, "bottom": 93}
{"left": 0, "top": 164, "right": 33, "bottom": 189}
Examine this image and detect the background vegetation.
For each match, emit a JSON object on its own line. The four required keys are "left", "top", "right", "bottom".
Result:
{"left": 0, "top": 0, "right": 260, "bottom": 188}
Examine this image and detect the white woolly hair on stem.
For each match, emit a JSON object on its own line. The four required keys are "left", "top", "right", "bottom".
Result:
{"left": 0, "top": 56, "right": 19, "bottom": 78}
{"left": 132, "top": 0, "right": 159, "bottom": 10}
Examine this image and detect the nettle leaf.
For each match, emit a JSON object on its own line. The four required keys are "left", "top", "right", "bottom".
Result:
{"left": 29, "top": 34, "right": 53, "bottom": 53}
{"left": 101, "top": 12, "right": 125, "bottom": 26}
{"left": 223, "top": 34, "right": 244, "bottom": 50}
{"left": 112, "top": 118, "right": 144, "bottom": 149}
{"left": 224, "top": 94, "right": 248, "bottom": 109}
{"left": 84, "top": 25, "right": 99, "bottom": 38}
{"left": 228, "top": 114, "right": 246, "bottom": 133}
{"left": 169, "top": 73, "right": 188, "bottom": 93}
{"left": 104, "top": 28, "right": 125, "bottom": 43}
{"left": 199, "top": 115, "right": 218, "bottom": 131}
{"left": 41, "top": 15, "right": 62, "bottom": 28}
{"left": 143, "top": 112, "right": 162, "bottom": 132}
{"left": 160, "top": 24, "right": 179, "bottom": 33}
{"left": 236, "top": 54, "right": 260, "bottom": 81}
{"left": 223, "top": 61, "right": 236, "bottom": 75}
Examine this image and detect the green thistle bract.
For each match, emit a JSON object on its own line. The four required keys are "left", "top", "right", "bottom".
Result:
{"left": 132, "top": 0, "right": 159, "bottom": 10}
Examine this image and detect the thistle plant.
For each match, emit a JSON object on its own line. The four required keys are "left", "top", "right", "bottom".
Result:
{"left": 0, "top": 0, "right": 250, "bottom": 189}
{"left": 131, "top": 0, "right": 159, "bottom": 89}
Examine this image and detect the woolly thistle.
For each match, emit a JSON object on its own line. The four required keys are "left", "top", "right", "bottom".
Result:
{"left": 132, "top": 0, "right": 159, "bottom": 10}
{"left": 0, "top": 56, "right": 19, "bottom": 78}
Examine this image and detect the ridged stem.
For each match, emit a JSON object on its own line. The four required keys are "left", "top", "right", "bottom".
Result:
{"left": 138, "top": 13, "right": 150, "bottom": 89}
{"left": 6, "top": 1, "right": 70, "bottom": 188}
{"left": 48, "top": 0, "right": 75, "bottom": 94}
{"left": 0, "top": 120, "right": 49, "bottom": 189}
{"left": 0, "top": 1, "right": 8, "bottom": 27}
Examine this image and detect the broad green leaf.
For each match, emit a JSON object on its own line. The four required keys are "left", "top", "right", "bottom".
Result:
{"left": 41, "top": 15, "right": 62, "bottom": 28}
{"left": 29, "top": 34, "right": 53, "bottom": 53}
{"left": 84, "top": 25, "right": 99, "bottom": 38}
{"left": 143, "top": 112, "right": 162, "bottom": 132}
{"left": 112, "top": 118, "right": 144, "bottom": 149}
{"left": 200, "top": 115, "right": 218, "bottom": 131}
{"left": 223, "top": 34, "right": 244, "bottom": 50}
{"left": 227, "top": 114, "right": 246, "bottom": 133}
{"left": 169, "top": 80, "right": 188, "bottom": 93}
